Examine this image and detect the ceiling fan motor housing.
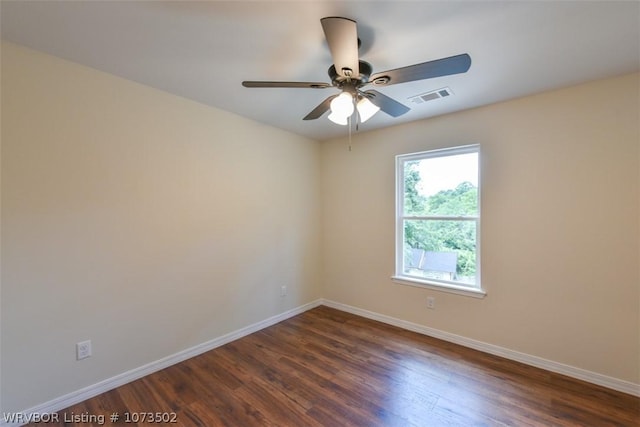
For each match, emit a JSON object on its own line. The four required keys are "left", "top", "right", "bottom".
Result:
{"left": 329, "top": 60, "right": 373, "bottom": 89}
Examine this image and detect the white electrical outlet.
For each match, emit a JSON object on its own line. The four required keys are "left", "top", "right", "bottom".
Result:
{"left": 280, "top": 286, "right": 287, "bottom": 297}
{"left": 427, "top": 297, "right": 436, "bottom": 309}
{"left": 76, "top": 340, "right": 92, "bottom": 360}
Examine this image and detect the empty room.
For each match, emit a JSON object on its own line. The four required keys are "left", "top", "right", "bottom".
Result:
{"left": 1, "top": 1, "right": 639, "bottom": 426}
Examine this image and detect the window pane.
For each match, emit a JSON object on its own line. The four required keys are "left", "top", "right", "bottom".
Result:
{"left": 403, "top": 219, "right": 477, "bottom": 285}
{"left": 403, "top": 153, "right": 478, "bottom": 216}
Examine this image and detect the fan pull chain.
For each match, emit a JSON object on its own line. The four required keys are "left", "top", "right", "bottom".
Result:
{"left": 348, "top": 114, "right": 352, "bottom": 151}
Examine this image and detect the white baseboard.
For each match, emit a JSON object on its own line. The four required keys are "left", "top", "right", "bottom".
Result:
{"left": 5, "top": 297, "right": 637, "bottom": 426}
{"left": 2, "top": 299, "right": 324, "bottom": 427}
{"left": 321, "top": 299, "right": 640, "bottom": 397}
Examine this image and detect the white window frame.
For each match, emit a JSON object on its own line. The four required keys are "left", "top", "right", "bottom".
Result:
{"left": 392, "top": 144, "right": 486, "bottom": 298}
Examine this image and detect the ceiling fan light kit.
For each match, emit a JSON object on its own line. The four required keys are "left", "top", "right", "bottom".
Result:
{"left": 328, "top": 111, "right": 349, "bottom": 126}
{"left": 242, "top": 16, "right": 471, "bottom": 127}
{"left": 326, "top": 93, "right": 380, "bottom": 126}
{"left": 356, "top": 96, "right": 380, "bottom": 123}
{"left": 330, "top": 92, "right": 355, "bottom": 118}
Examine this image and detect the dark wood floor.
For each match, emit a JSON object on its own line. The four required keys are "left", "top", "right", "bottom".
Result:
{"left": 30, "top": 305, "right": 639, "bottom": 426}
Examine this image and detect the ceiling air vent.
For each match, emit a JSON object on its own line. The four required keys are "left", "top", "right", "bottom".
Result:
{"left": 408, "top": 87, "right": 453, "bottom": 105}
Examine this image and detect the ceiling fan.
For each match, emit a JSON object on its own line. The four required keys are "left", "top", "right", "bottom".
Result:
{"left": 242, "top": 17, "right": 471, "bottom": 126}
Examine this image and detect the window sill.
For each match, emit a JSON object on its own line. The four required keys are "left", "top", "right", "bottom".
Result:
{"left": 391, "top": 276, "right": 487, "bottom": 298}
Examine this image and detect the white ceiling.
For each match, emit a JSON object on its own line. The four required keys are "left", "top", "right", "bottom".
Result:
{"left": 2, "top": 1, "right": 639, "bottom": 141}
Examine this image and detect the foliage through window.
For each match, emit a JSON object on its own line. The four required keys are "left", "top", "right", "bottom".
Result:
{"left": 395, "top": 145, "right": 481, "bottom": 292}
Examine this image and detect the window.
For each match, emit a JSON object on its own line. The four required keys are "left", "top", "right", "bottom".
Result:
{"left": 393, "top": 145, "right": 485, "bottom": 297}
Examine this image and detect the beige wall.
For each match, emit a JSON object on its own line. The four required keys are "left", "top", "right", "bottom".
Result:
{"left": 321, "top": 73, "right": 640, "bottom": 384}
{"left": 1, "top": 42, "right": 322, "bottom": 412}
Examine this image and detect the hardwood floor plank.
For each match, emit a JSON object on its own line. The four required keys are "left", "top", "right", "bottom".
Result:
{"left": 25, "top": 305, "right": 639, "bottom": 426}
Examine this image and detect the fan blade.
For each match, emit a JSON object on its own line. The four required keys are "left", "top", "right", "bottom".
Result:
{"left": 363, "top": 90, "right": 410, "bottom": 117}
{"left": 321, "top": 17, "right": 360, "bottom": 78}
{"left": 242, "top": 81, "right": 331, "bottom": 89}
{"left": 369, "top": 54, "right": 471, "bottom": 87}
{"left": 303, "top": 95, "right": 338, "bottom": 120}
